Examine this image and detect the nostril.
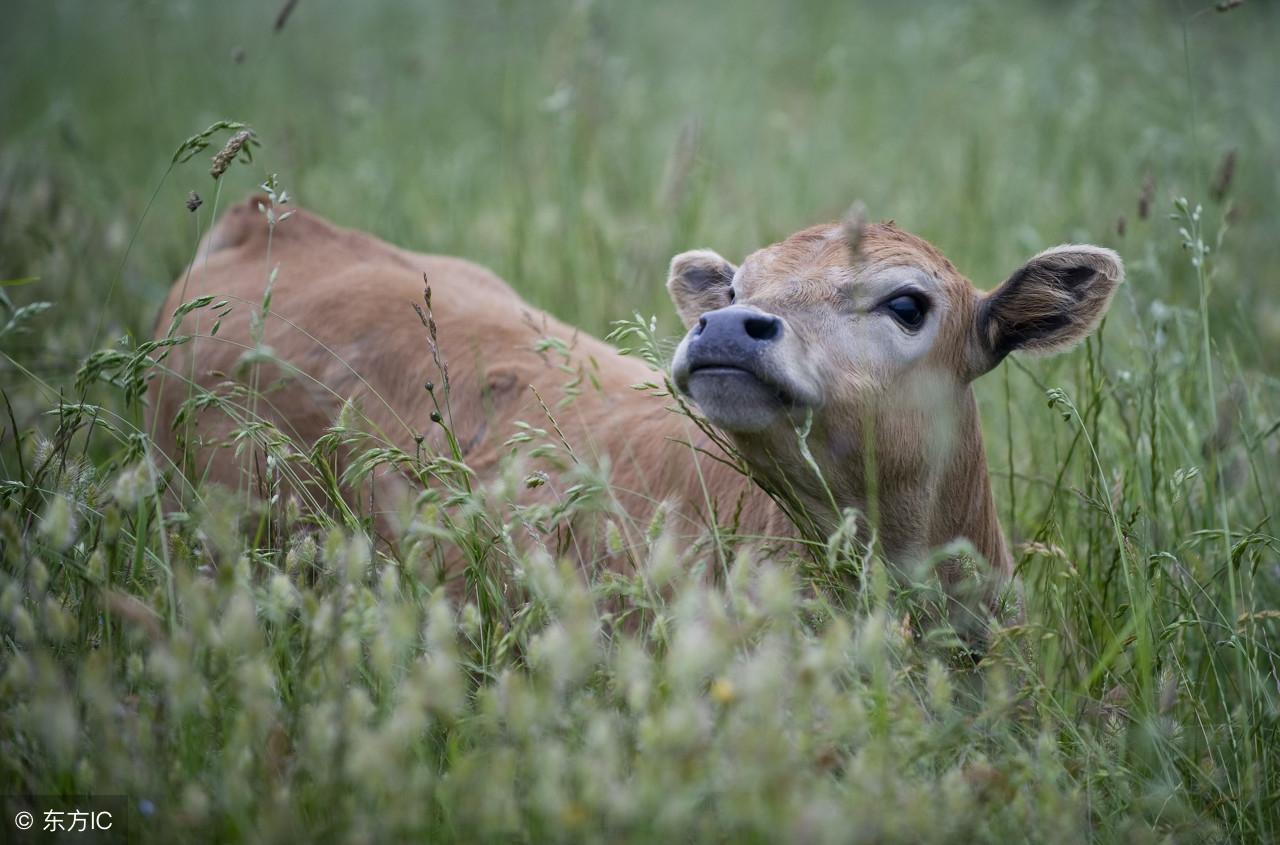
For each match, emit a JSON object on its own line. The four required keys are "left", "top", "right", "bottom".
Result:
{"left": 743, "top": 314, "right": 782, "bottom": 342}
{"left": 695, "top": 316, "right": 707, "bottom": 335}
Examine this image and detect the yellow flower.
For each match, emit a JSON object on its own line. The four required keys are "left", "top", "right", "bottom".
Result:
{"left": 710, "top": 677, "right": 736, "bottom": 706}
{"left": 560, "top": 802, "right": 588, "bottom": 828}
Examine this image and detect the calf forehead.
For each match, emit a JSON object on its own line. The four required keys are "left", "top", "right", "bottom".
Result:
{"left": 742, "top": 221, "right": 965, "bottom": 292}
{"left": 740, "top": 220, "right": 979, "bottom": 372}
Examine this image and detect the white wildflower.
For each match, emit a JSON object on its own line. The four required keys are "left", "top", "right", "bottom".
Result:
{"left": 111, "top": 462, "right": 153, "bottom": 509}
{"left": 39, "top": 495, "right": 77, "bottom": 549}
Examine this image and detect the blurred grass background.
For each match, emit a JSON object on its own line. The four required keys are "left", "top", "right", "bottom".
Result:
{"left": 1, "top": 0, "right": 1277, "bottom": 356}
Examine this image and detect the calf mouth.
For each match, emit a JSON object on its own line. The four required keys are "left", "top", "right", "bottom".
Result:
{"left": 673, "top": 356, "right": 817, "bottom": 433}
{"left": 683, "top": 363, "right": 800, "bottom": 408}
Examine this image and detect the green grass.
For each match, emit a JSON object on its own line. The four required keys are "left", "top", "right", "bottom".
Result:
{"left": 2, "top": 0, "right": 1279, "bottom": 841}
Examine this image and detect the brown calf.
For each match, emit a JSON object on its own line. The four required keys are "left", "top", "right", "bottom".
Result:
{"left": 148, "top": 196, "right": 1122, "bottom": 634}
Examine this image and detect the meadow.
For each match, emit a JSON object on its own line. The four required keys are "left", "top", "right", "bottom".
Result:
{"left": 2, "top": 0, "right": 1279, "bottom": 841}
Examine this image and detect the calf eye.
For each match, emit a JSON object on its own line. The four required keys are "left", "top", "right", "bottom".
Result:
{"left": 727, "top": 287, "right": 737, "bottom": 304}
{"left": 885, "top": 294, "right": 927, "bottom": 329}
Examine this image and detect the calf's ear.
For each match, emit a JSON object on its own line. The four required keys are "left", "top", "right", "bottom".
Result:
{"left": 968, "top": 245, "right": 1123, "bottom": 379}
{"left": 667, "top": 249, "right": 737, "bottom": 329}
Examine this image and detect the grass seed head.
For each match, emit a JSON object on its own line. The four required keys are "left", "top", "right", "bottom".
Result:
{"left": 210, "top": 129, "right": 254, "bottom": 180}
{"left": 1210, "top": 149, "right": 1237, "bottom": 202}
{"left": 841, "top": 200, "right": 869, "bottom": 260}
{"left": 1138, "top": 171, "right": 1156, "bottom": 220}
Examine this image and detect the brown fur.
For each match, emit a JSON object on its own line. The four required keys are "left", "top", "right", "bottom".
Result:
{"left": 148, "top": 197, "right": 784, "bottom": 572}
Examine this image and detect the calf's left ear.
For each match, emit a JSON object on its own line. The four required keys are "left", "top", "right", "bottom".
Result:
{"left": 968, "top": 245, "right": 1123, "bottom": 379}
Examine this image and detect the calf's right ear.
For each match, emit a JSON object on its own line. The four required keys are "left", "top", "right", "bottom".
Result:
{"left": 667, "top": 250, "right": 737, "bottom": 329}
{"left": 967, "top": 244, "right": 1123, "bottom": 379}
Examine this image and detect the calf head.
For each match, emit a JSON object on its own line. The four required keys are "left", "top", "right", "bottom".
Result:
{"left": 668, "top": 221, "right": 1123, "bottom": 552}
